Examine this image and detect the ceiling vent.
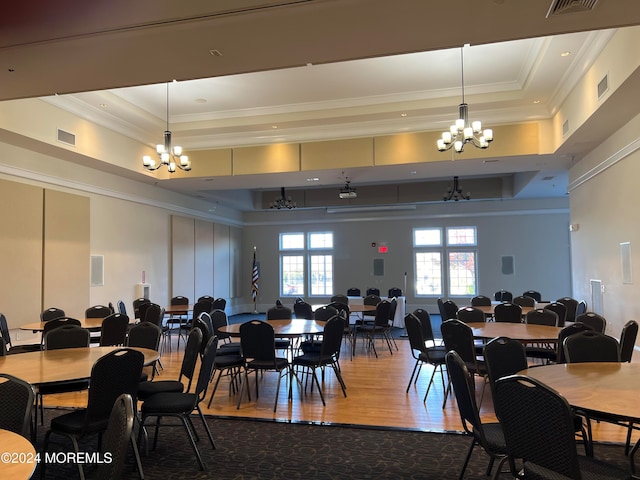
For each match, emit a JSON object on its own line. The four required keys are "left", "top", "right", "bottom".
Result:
{"left": 597, "top": 74, "right": 609, "bottom": 99}
{"left": 547, "top": 0, "right": 599, "bottom": 17}
{"left": 57, "top": 128, "right": 76, "bottom": 147}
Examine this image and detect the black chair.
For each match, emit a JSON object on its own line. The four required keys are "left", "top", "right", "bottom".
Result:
{"left": 0, "top": 336, "right": 5, "bottom": 356}
{"left": 331, "top": 294, "right": 349, "bottom": 305}
{"left": 210, "top": 309, "right": 241, "bottom": 353}
{"left": 404, "top": 313, "right": 446, "bottom": 402}
{"left": 412, "top": 308, "right": 442, "bottom": 348}
{"left": 512, "top": 295, "right": 535, "bottom": 308}
{"left": 43, "top": 348, "right": 145, "bottom": 480}
{"left": 167, "top": 295, "right": 189, "bottom": 338}
{"left": 353, "top": 300, "right": 393, "bottom": 357}
{"left": 266, "top": 302, "right": 292, "bottom": 353}
{"left": 522, "top": 290, "right": 542, "bottom": 302}
{"left": 301, "top": 305, "right": 339, "bottom": 355}
{"left": 346, "top": 288, "right": 361, "bottom": 296}
{"left": 544, "top": 301, "right": 568, "bottom": 327}
{"left": 0, "top": 313, "right": 42, "bottom": 353}
{"left": 42, "top": 316, "right": 82, "bottom": 337}
{"left": 494, "top": 374, "right": 630, "bottom": 480}
{"left": 117, "top": 300, "right": 127, "bottom": 315}
{"left": 99, "top": 313, "right": 129, "bottom": 346}
{"left": 620, "top": 320, "right": 639, "bottom": 363}
{"left": 555, "top": 322, "right": 594, "bottom": 364}
{"left": 94, "top": 393, "right": 135, "bottom": 480}
{"left": 137, "top": 327, "right": 203, "bottom": 401}
{"left": 237, "top": 320, "right": 290, "bottom": 412}
{"left": 139, "top": 337, "right": 218, "bottom": 470}
{"left": 388, "top": 287, "right": 403, "bottom": 297}
{"left": 132, "top": 297, "right": 151, "bottom": 320}
{"left": 193, "top": 312, "right": 214, "bottom": 358}
{"left": 40, "top": 307, "right": 66, "bottom": 322}
{"left": 290, "top": 315, "right": 347, "bottom": 406}
{"left": 493, "top": 303, "right": 522, "bottom": 323}
{"left": 85, "top": 304, "right": 112, "bottom": 318}
{"left": 366, "top": 287, "right": 380, "bottom": 296}
{"left": 523, "top": 309, "right": 560, "bottom": 362}
{"left": 575, "top": 312, "right": 606, "bottom": 334}
{"left": 471, "top": 295, "right": 492, "bottom": 306}
{"left": 563, "top": 330, "right": 620, "bottom": 364}
{"left": 445, "top": 351, "right": 508, "bottom": 480}
{"left": 437, "top": 298, "right": 459, "bottom": 321}
{"left": 207, "top": 325, "right": 245, "bottom": 408}
{"left": 293, "top": 300, "right": 314, "bottom": 319}
{"left": 557, "top": 297, "right": 579, "bottom": 323}
{"left": 198, "top": 295, "right": 214, "bottom": 303}
{"left": 456, "top": 306, "right": 485, "bottom": 323}
{"left": 127, "top": 322, "right": 162, "bottom": 380}
{"left": 212, "top": 297, "right": 227, "bottom": 311}
{"left": 180, "top": 299, "right": 213, "bottom": 344}
{"left": 441, "top": 319, "right": 488, "bottom": 408}
{"left": 0, "top": 373, "right": 35, "bottom": 438}
{"left": 360, "top": 294, "right": 381, "bottom": 322}
{"left": 494, "top": 290, "right": 512, "bottom": 302}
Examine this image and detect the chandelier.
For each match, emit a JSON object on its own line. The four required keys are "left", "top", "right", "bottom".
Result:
{"left": 437, "top": 47, "right": 493, "bottom": 153}
{"left": 270, "top": 187, "right": 297, "bottom": 209}
{"left": 142, "top": 82, "right": 191, "bottom": 173}
{"left": 443, "top": 176, "right": 470, "bottom": 201}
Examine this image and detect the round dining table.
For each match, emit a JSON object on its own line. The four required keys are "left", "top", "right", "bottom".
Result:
{"left": 0, "top": 429, "right": 37, "bottom": 480}
{"left": 0, "top": 346, "right": 160, "bottom": 385}
{"left": 219, "top": 319, "right": 326, "bottom": 338}
{"left": 466, "top": 322, "right": 562, "bottom": 342}
{"left": 20, "top": 316, "right": 136, "bottom": 332}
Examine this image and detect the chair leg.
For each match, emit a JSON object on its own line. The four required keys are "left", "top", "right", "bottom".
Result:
{"left": 423, "top": 365, "right": 439, "bottom": 403}
{"left": 407, "top": 359, "right": 421, "bottom": 393}
{"left": 180, "top": 415, "right": 206, "bottom": 470}
{"left": 459, "top": 438, "right": 476, "bottom": 480}
{"left": 130, "top": 430, "right": 145, "bottom": 480}
{"left": 196, "top": 406, "right": 216, "bottom": 450}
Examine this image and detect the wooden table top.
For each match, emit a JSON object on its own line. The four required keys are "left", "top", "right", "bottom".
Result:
{"left": 164, "top": 304, "right": 194, "bottom": 314}
{"left": 521, "top": 362, "right": 640, "bottom": 421}
{"left": 20, "top": 316, "right": 135, "bottom": 332}
{"left": 0, "top": 346, "right": 159, "bottom": 385}
{"left": 219, "top": 319, "right": 326, "bottom": 338}
{"left": 0, "top": 429, "right": 36, "bottom": 479}
{"left": 312, "top": 304, "right": 376, "bottom": 313}
{"left": 467, "top": 322, "right": 562, "bottom": 342}
{"left": 469, "top": 305, "right": 537, "bottom": 316}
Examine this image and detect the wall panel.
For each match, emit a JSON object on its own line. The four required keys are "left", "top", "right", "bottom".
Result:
{"left": 195, "top": 219, "right": 215, "bottom": 300}
{"left": 171, "top": 215, "right": 195, "bottom": 301}
{"left": 213, "top": 223, "right": 231, "bottom": 298}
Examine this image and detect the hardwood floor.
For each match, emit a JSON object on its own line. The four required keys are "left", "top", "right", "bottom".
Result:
{"left": 45, "top": 331, "right": 632, "bottom": 444}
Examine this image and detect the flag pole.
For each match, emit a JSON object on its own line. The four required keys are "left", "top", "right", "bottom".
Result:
{"left": 251, "top": 246, "right": 259, "bottom": 314}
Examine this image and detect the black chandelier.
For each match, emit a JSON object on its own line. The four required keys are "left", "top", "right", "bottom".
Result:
{"left": 443, "top": 176, "right": 470, "bottom": 201}
{"left": 270, "top": 187, "right": 297, "bottom": 209}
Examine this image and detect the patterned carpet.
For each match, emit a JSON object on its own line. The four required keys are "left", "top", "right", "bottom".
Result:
{"left": 37, "top": 412, "right": 631, "bottom": 479}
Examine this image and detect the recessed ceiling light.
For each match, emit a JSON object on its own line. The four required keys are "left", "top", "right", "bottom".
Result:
{"left": 306, "top": 177, "right": 319, "bottom": 182}
{"left": 271, "top": 125, "right": 278, "bottom": 129}
{"left": 99, "top": 103, "right": 108, "bottom": 108}
{"left": 195, "top": 98, "right": 207, "bottom": 104}
{"left": 533, "top": 100, "right": 541, "bottom": 104}
{"left": 209, "top": 49, "right": 223, "bottom": 57}
{"left": 560, "top": 51, "right": 571, "bottom": 57}
{"left": 410, "top": 171, "right": 417, "bottom": 175}
{"left": 401, "top": 113, "right": 408, "bottom": 117}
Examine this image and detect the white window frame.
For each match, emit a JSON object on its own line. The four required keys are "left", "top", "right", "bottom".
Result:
{"left": 279, "top": 232, "right": 334, "bottom": 297}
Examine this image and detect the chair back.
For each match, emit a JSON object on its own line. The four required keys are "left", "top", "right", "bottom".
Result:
{"left": 494, "top": 290, "right": 513, "bottom": 302}
{"left": 493, "top": 303, "right": 522, "bottom": 323}
{"left": 456, "top": 306, "right": 485, "bottom": 324}
{"left": 522, "top": 290, "right": 542, "bottom": 302}
{"left": 441, "top": 319, "right": 476, "bottom": 365}
{"left": 198, "top": 295, "right": 214, "bottom": 303}
{"left": 437, "top": 298, "right": 459, "bottom": 321}
{"left": 563, "top": 330, "right": 620, "bottom": 363}
{"left": 388, "top": 287, "right": 403, "bottom": 298}
{"left": 194, "top": 312, "right": 214, "bottom": 356}
{"left": 556, "top": 297, "right": 579, "bottom": 322}
{"left": 483, "top": 337, "right": 528, "bottom": 399}
{"left": 266, "top": 304, "right": 292, "bottom": 320}
{"left": 494, "top": 375, "right": 581, "bottom": 479}
{"left": 180, "top": 328, "right": 203, "bottom": 392}
{"left": 374, "top": 300, "right": 392, "bottom": 327}
{"left": 412, "top": 308, "right": 436, "bottom": 343}
{"left": 366, "top": 287, "right": 380, "bottom": 296}
{"left": 363, "top": 294, "right": 381, "bottom": 307}
{"left": 41, "top": 307, "right": 66, "bottom": 322}
{"left": 314, "top": 305, "right": 339, "bottom": 322}
{"left": 0, "top": 373, "right": 35, "bottom": 437}
{"left": 405, "top": 313, "right": 428, "bottom": 356}
{"left": 293, "top": 301, "right": 314, "bottom": 319}
{"left": 576, "top": 300, "right": 588, "bottom": 316}
{"left": 445, "top": 351, "right": 484, "bottom": 437}
{"left": 84, "top": 348, "right": 144, "bottom": 429}
{"left": 346, "top": 288, "right": 361, "bottom": 296}
{"left": 127, "top": 322, "right": 162, "bottom": 351}
{"left": 240, "top": 320, "right": 277, "bottom": 363}
{"left": 94, "top": 393, "right": 135, "bottom": 480}
{"left": 44, "top": 324, "right": 90, "bottom": 350}
{"left": 142, "top": 303, "right": 164, "bottom": 327}
{"left": 0, "top": 313, "right": 12, "bottom": 348}
{"left": 471, "top": 295, "right": 492, "bottom": 306}
{"left": 0, "top": 337, "right": 6, "bottom": 356}
{"left": 99, "top": 313, "right": 130, "bottom": 346}
{"left": 210, "top": 309, "right": 231, "bottom": 341}
{"left": 117, "top": 300, "right": 127, "bottom": 315}
{"left": 212, "top": 298, "right": 227, "bottom": 311}
{"left": 328, "top": 301, "right": 349, "bottom": 317}
{"left": 555, "top": 322, "right": 593, "bottom": 364}
{"left": 331, "top": 294, "right": 349, "bottom": 305}
{"left": 388, "top": 297, "right": 398, "bottom": 325}
{"left": 620, "top": 320, "right": 639, "bottom": 362}
{"left": 575, "top": 312, "right": 606, "bottom": 334}
{"left": 192, "top": 299, "right": 213, "bottom": 323}
{"left": 512, "top": 296, "right": 535, "bottom": 307}
{"left": 171, "top": 296, "right": 189, "bottom": 306}
{"left": 86, "top": 305, "right": 112, "bottom": 318}
{"left": 525, "top": 308, "right": 558, "bottom": 327}
{"left": 42, "top": 317, "right": 82, "bottom": 337}
{"left": 132, "top": 298, "right": 150, "bottom": 320}
{"left": 319, "top": 315, "right": 345, "bottom": 360}
{"left": 194, "top": 337, "right": 219, "bottom": 402}
{"left": 544, "top": 302, "right": 568, "bottom": 327}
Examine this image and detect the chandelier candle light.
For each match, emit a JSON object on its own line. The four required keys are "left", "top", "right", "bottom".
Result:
{"left": 143, "top": 82, "right": 191, "bottom": 173}
{"left": 437, "top": 47, "right": 493, "bottom": 153}
{"left": 270, "top": 187, "right": 297, "bottom": 209}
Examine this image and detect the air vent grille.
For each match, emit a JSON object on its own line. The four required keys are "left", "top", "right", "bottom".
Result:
{"left": 57, "top": 129, "right": 76, "bottom": 146}
{"left": 597, "top": 74, "right": 609, "bottom": 99}
{"left": 562, "top": 120, "right": 570, "bottom": 137}
{"left": 547, "top": 0, "right": 598, "bottom": 17}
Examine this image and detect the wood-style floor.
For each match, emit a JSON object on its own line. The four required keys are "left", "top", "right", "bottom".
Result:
{"left": 45, "top": 330, "right": 632, "bottom": 444}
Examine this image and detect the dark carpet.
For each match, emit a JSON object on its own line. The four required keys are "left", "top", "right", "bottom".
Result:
{"left": 36, "top": 411, "right": 632, "bottom": 479}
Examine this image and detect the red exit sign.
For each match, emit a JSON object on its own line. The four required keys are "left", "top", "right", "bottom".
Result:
{"left": 378, "top": 245, "right": 388, "bottom": 253}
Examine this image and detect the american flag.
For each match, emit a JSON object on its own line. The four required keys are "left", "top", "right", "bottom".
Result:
{"left": 251, "top": 249, "right": 259, "bottom": 301}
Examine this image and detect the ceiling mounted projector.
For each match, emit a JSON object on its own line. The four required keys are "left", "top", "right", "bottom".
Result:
{"left": 339, "top": 178, "right": 357, "bottom": 199}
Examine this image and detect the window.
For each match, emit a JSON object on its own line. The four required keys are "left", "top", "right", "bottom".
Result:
{"left": 414, "top": 227, "right": 477, "bottom": 297}
{"left": 280, "top": 232, "right": 333, "bottom": 297}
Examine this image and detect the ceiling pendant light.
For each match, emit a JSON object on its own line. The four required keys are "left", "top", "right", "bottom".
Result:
{"left": 437, "top": 46, "right": 493, "bottom": 153}
{"left": 443, "top": 176, "right": 470, "bottom": 201}
{"left": 270, "top": 187, "right": 297, "bottom": 209}
{"left": 142, "top": 82, "right": 191, "bottom": 173}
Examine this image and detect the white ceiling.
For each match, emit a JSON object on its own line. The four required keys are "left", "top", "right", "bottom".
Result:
{"left": 3, "top": 1, "right": 640, "bottom": 209}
